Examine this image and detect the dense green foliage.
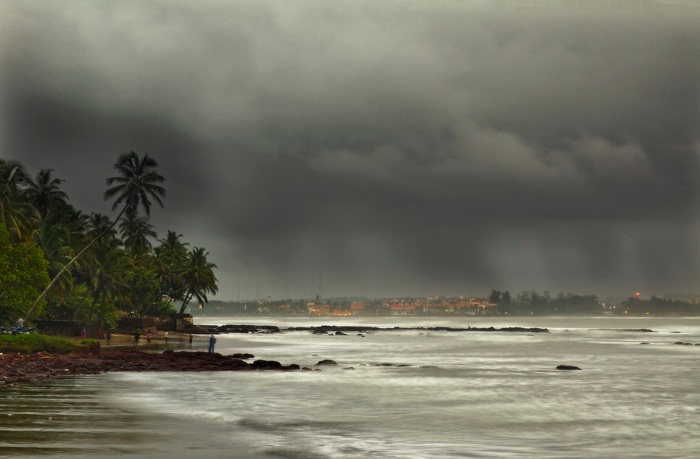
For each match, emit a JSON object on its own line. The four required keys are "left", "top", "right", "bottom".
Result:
{"left": 620, "top": 296, "right": 700, "bottom": 316}
{"left": 0, "top": 334, "right": 76, "bottom": 354}
{"left": 489, "top": 289, "right": 603, "bottom": 315}
{"left": 0, "top": 222, "right": 50, "bottom": 323}
{"left": 0, "top": 154, "right": 219, "bottom": 327}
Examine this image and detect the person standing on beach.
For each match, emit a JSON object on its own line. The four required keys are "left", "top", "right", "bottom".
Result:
{"left": 208, "top": 335, "right": 217, "bottom": 353}
{"left": 134, "top": 329, "right": 141, "bottom": 345}
{"left": 164, "top": 331, "right": 168, "bottom": 346}
{"left": 188, "top": 334, "right": 193, "bottom": 348}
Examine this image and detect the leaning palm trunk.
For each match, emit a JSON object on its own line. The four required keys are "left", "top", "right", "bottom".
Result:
{"left": 180, "top": 292, "right": 194, "bottom": 315}
{"left": 26, "top": 151, "right": 166, "bottom": 322}
{"left": 25, "top": 206, "right": 127, "bottom": 321}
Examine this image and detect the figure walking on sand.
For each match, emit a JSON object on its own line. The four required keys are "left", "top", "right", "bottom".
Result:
{"left": 188, "top": 334, "right": 193, "bottom": 349}
{"left": 208, "top": 334, "right": 217, "bottom": 353}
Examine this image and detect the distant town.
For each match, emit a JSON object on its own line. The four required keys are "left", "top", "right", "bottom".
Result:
{"left": 488, "top": 0, "right": 698, "bottom": 15}
{"left": 193, "top": 291, "right": 700, "bottom": 317}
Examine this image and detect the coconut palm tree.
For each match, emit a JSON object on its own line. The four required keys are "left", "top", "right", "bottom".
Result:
{"left": 79, "top": 237, "right": 132, "bottom": 322}
{"left": 179, "top": 247, "right": 218, "bottom": 314}
{"left": 153, "top": 230, "right": 189, "bottom": 305}
{"left": 0, "top": 159, "right": 28, "bottom": 212}
{"left": 86, "top": 212, "right": 115, "bottom": 236}
{"left": 0, "top": 158, "right": 39, "bottom": 242}
{"left": 119, "top": 215, "right": 157, "bottom": 258}
{"left": 157, "top": 230, "right": 189, "bottom": 264}
{"left": 26, "top": 151, "right": 166, "bottom": 320}
{"left": 104, "top": 151, "right": 166, "bottom": 220}
{"left": 33, "top": 219, "right": 75, "bottom": 302}
{"left": 24, "top": 168, "right": 69, "bottom": 219}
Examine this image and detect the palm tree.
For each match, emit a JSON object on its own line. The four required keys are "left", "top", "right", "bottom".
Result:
{"left": 86, "top": 213, "right": 118, "bottom": 242}
{"left": 154, "top": 230, "right": 189, "bottom": 305}
{"left": 104, "top": 151, "right": 166, "bottom": 220}
{"left": 158, "top": 230, "right": 189, "bottom": 263}
{"left": 120, "top": 216, "right": 157, "bottom": 258}
{"left": 33, "top": 219, "right": 75, "bottom": 302}
{"left": 179, "top": 247, "right": 218, "bottom": 314}
{"left": 24, "top": 168, "right": 69, "bottom": 219}
{"left": 0, "top": 158, "right": 39, "bottom": 242}
{"left": 26, "top": 151, "right": 166, "bottom": 320}
{"left": 79, "top": 237, "right": 132, "bottom": 322}
{"left": 0, "top": 159, "right": 28, "bottom": 212}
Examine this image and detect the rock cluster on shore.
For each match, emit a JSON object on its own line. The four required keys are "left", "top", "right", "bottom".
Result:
{"left": 0, "top": 350, "right": 300, "bottom": 386}
{"left": 209, "top": 324, "right": 550, "bottom": 334}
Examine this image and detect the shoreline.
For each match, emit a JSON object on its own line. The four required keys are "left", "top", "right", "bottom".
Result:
{"left": 0, "top": 348, "right": 301, "bottom": 386}
{"left": 208, "top": 324, "right": 551, "bottom": 334}
{"left": 0, "top": 324, "right": 548, "bottom": 386}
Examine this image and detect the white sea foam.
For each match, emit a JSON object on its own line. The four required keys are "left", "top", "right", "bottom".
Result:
{"left": 3, "top": 316, "right": 700, "bottom": 458}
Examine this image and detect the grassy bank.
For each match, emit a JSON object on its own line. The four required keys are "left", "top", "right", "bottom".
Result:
{"left": 0, "top": 334, "right": 77, "bottom": 354}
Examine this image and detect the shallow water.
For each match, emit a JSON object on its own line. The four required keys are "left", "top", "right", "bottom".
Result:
{"left": 2, "top": 317, "right": 700, "bottom": 458}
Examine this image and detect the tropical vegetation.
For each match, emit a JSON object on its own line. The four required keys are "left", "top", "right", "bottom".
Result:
{"left": 0, "top": 333, "right": 77, "bottom": 354}
{"left": 0, "top": 154, "right": 219, "bottom": 328}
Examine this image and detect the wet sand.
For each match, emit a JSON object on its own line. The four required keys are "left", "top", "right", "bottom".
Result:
{"left": 0, "top": 376, "right": 272, "bottom": 458}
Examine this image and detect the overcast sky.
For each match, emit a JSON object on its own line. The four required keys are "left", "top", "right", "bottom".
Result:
{"left": 2, "top": 0, "right": 698, "bottom": 301}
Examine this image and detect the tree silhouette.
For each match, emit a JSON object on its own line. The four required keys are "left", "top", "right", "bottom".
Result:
{"left": 25, "top": 152, "right": 165, "bottom": 320}
{"left": 179, "top": 247, "right": 218, "bottom": 314}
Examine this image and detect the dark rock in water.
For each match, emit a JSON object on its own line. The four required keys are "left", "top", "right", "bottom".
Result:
{"left": 343, "top": 367, "right": 355, "bottom": 370}
{"left": 252, "top": 359, "right": 284, "bottom": 369}
{"left": 674, "top": 342, "right": 693, "bottom": 346}
{"left": 316, "top": 359, "right": 337, "bottom": 366}
{"left": 357, "top": 334, "right": 365, "bottom": 337}
{"left": 335, "top": 331, "right": 347, "bottom": 336}
{"left": 556, "top": 365, "right": 582, "bottom": 371}
{"left": 252, "top": 359, "right": 280, "bottom": 368}
{"left": 230, "top": 353, "right": 255, "bottom": 359}
{"left": 286, "top": 325, "right": 548, "bottom": 333}
{"left": 613, "top": 329, "right": 655, "bottom": 333}
{"left": 640, "top": 342, "right": 650, "bottom": 345}
{"left": 216, "top": 324, "right": 280, "bottom": 334}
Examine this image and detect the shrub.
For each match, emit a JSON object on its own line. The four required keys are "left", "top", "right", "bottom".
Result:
{"left": 0, "top": 334, "right": 77, "bottom": 354}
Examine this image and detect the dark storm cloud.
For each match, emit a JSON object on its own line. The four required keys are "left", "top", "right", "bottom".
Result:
{"left": 2, "top": 0, "right": 698, "bottom": 299}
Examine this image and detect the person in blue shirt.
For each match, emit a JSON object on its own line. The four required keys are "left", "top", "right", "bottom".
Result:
{"left": 208, "top": 335, "right": 217, "bottom": 353}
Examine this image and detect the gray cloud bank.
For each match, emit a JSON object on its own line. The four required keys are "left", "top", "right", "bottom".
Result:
{"left": 2, "top": 0, "right": 699, "bottom": 299}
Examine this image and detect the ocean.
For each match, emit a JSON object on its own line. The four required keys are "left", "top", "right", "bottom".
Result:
{"left": 1, "top": 316, "right": 699, "bottom": 458}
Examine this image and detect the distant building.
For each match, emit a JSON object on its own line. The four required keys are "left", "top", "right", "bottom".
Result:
{"left": 307, "top": 303, "right": 330, "bottom": 316}
{"left": 490, "top": 0, "right": 669, "bottom": 13}
{"left": 663, "top": 293, "right": 700, "bottom": 304}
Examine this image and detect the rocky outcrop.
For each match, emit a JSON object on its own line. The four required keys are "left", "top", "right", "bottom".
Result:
{"left": 556, "top": 365, "right": 582, "bottom": 371}
{"left": 315, "top": 359, "right": 338, "bottom": 366}
{"left": 286, "top": 325, "right": 549, "bottom": 334}
{"left": 214, "top": 324, "right": 281, "bottom": 334}
{"left": 0, "top": 350, "right": 300, "bottom": 385}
